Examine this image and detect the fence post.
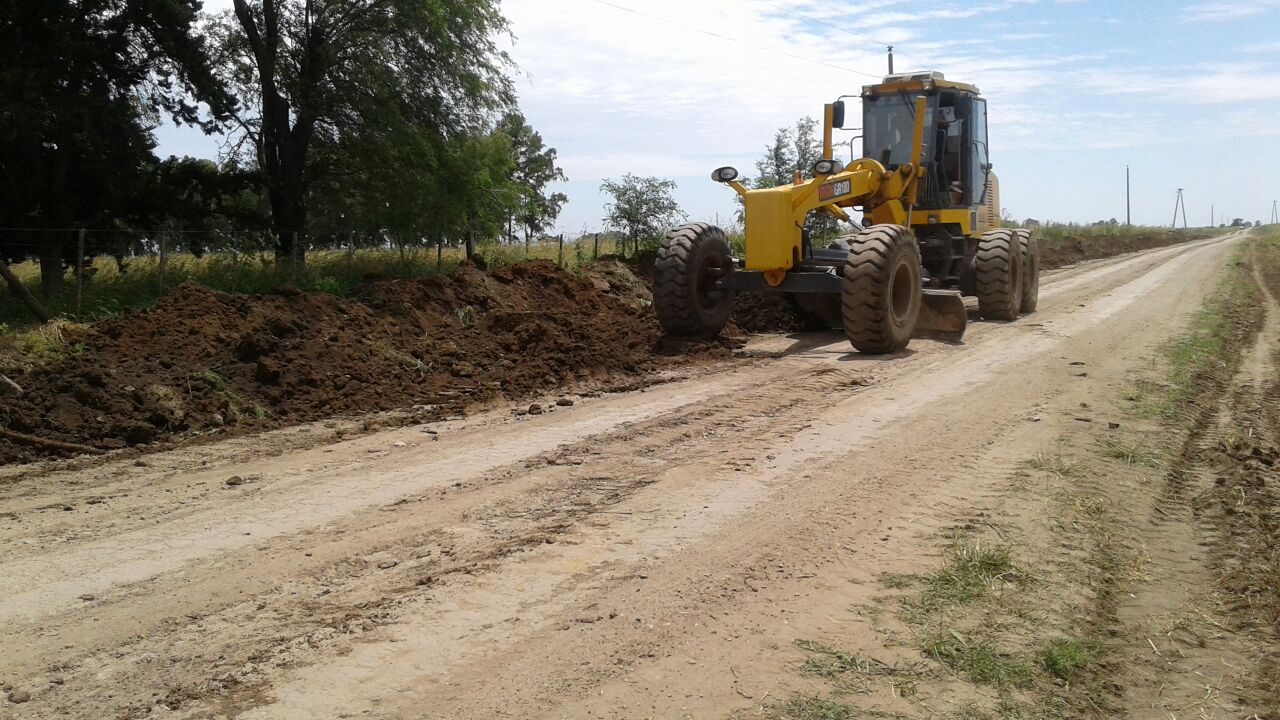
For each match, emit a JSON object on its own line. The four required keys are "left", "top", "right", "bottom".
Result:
{"left": 230, "top": 234, "right": 240, "bottom": 294}
{"left": 159, "top": 231, "right": 168, "bottom": 293}
{"left": 558, "top": 234, "right": 564, "bottom": 267}
{"left": 436, "top": 237, "right": 443, "bottom": 272}
{"left": 593, "top": 233, "right": 599, "bottom": 260}
{"left": 75, "top": 228, "right": 85, "bottom": 319}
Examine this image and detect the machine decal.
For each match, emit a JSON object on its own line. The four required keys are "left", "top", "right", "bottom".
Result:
{"left": 819, "top": 179, "right": 852, "bottom": 202}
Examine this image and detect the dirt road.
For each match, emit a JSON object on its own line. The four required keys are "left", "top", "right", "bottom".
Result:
{"left": 0, "top": 231, "right": 1253, "bottom": 718}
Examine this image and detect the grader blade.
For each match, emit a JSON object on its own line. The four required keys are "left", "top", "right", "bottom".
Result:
{"left": 914, "top": 289, "right": 967, "bottom": 342}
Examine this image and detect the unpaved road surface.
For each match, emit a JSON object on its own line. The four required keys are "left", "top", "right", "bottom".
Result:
{"left": 0, "top": 232, "right": 1250, "bottom": 718}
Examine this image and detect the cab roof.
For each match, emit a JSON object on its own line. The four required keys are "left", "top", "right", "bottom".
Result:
{"left": 862, "top": 71, "right": 981, "bottom": 97}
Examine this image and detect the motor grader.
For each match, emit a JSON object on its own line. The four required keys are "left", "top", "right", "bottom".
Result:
{"left": 654, "top": 71, "right": 1040, "bottom": 353}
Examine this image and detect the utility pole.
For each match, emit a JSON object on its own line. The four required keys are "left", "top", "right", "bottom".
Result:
{"left": 1171, "top": 188, "right": 1188, "bottom": 230}
{"left": 1125, "top": 166, "right": 1131, "bottom": 226}
{"left": 887, "top": 45, "right": 894, "bottom": 74}
{"left": 1272, "top": 200, "right": 1278, "bottom": 225}
{"left": 1211, "top": 203, "right": 1214, "bottom": 228}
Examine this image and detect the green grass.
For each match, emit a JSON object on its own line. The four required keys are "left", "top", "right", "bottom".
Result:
{"left": 795, "top": 640, "right": 893, "bottom": 679}
{"left": 1036, "top": 637, "right": 1102, "bottom": 681}
{"left": 923, "top": 632, "right": 1034, "bottom": 688}
{"left": 0, "top": 236, "right": 629, "bottom": 330}
{"left": 911, "top": 542, "right": 1025, "bottom": 616}
{"left": 194, "top": 368, "right": 229, "bottom": 392}
{"left": 1139, "top": 243, "right": 1259, "bottom": 420}
{"left": 772, "top": 695, "right": 860, "bottom": 720}
{"left": 1097, "top": 436, "right": 1164, "bottom": 468}
{"left": 1030, "top": 222, "right": 1221, "bottom": 244}
{"left": 1025, "top": 451, "right": 1084, "bottom": 480}
{"left": 190, "top": 367, "right": 268, "bottom": 422}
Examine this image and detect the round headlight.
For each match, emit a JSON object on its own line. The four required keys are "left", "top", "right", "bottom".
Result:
{"left": 813, "top": 159, "right": 844, "bottom": 175}
{"left": 712, "top": 166, "right": 739, "bottom": 183}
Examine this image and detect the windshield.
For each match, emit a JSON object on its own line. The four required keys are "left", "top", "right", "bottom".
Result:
{"left": 863, "top": 92, "right": 934, "bottom": 168}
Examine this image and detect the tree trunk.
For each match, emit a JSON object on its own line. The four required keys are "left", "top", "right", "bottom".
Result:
{"left": 269, "top": 178, "right": 308, "bottom": 268}
{"left": 0, "top": 259, "right": 50, "bottom": 324}
{"left": 465, "top": 226, "right": 476, "bottom": 262}
{"left": 234, "top": 0, "right": 311, "bottom": 271}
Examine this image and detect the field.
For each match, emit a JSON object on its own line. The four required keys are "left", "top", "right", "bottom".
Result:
{"left": 1, "top": 226, "right": 1277, "bottom": 719}
{"left": 0, "top": 234, "right": 630, "bottom": 329}
{"left": 0, "top": 225, "right": 1223, "bottom": 331}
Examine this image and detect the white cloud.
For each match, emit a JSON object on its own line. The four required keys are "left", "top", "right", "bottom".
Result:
{"left": 171, "top": 0, "right": 1280, "bottom": 228}
{"left": 1078, "top": 62, "right": 1280, "bottom": 104}
{"left": 1179, "top": 0, "right": 1280, "bottom": 22}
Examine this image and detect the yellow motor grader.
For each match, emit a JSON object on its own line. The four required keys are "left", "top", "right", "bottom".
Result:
{"left": 654, "top": 71, "right": 1040, "bottom": 353}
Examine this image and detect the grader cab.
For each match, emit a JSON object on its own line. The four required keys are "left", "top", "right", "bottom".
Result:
{"left": 654, "top": 71, "right": 1040, "bottom": 354}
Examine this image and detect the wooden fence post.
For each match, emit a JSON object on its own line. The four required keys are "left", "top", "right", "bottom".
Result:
{"left": 230, "top": 234, "right": 240, "bottom": 294}
{"left": 558, "top": 234, "right": 564, "bottom": 267}
{"left": 75, "top": 228, "right": 85, "bottom": 319}
{"left": 159, "top": 231, "right": 168, "bottom": 292}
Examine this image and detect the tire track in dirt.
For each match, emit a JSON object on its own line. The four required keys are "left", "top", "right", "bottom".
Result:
{"left": 195, "top": 235, "right": 1246, "bottom": 719}
{"left": 0, "top": 232, "right": 1246, "bottom": 719}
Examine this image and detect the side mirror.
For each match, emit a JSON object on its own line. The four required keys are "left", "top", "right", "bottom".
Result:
{"left": 831, "top": 100, "right": 846, "bottom": 129}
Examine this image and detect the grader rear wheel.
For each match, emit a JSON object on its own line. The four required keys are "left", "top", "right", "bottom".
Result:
{"left": 840, "top": 225, "right": 922, "bottom": 354}
{"left": 975, "top": 228, "right": 1023, "bottom": 321}
{"left": 654, "top": 223, "right": 736, "bottom": 338}
{"left": 1015, "top": 229, "right": 1040, "bottom": 314}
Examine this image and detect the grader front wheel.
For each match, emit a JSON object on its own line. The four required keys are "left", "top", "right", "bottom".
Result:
{"left": 840, "top": 225, "right": 922, "bottom": 354}
{"left": 654, "top": 223, "right": 736, "bottom": 338}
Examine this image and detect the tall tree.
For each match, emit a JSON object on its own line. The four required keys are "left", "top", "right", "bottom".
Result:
{"left": 495, "top": 112, "right": 567, "bottom": 246}
{"left": 214, "top": 0, "right": 513, "bottom": 262}
{"left": 600, "top": 174, "right": 685, "bottom": 254}
{"left": 754, "top": 127, "right": 797, "bottom": 189}
{"left": 742, "top": 116, "right": 838, "bottom": 239}
{"left": 0, "top": 0, "right": 230, "bottom": 296}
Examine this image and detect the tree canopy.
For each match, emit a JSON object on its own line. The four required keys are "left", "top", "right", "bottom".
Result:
{"left": 1, "top": 0, "right": 575, "bottom": 304}
{"left": 600, "top": 174, "right": 686, "bottom": 253}
{"left": 213, "top": 0, "right": 515, "bottom": 259}
{"left": 745, "top": 116, "right": 839, "bottom": 239}
{"left": 0, "top": 0, "right": 230, "bottom": 293}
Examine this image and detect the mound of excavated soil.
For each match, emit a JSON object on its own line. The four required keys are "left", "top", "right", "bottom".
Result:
{"left": 1039, "top": 229, "right": 1219, "bottom": 270}
{"left": 0, "top": 261, "right": 734, "bottom": 464}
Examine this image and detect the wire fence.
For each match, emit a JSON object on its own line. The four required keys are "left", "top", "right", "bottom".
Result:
{"left": 0, "top": 228, "right": 641, "bottom": 329}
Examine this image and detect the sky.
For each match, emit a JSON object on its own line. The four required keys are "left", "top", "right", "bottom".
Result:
{"left": 159, "top": 0, "right": 1280, "bottom": 233}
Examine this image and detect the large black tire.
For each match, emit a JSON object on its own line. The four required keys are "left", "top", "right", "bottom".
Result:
{"left": 840, "top": 225, "right": 922, "bottom": 354}
{"left": 1016, "top": 229, "right": 1040, "bottom": 314}
{"left": 975, "top": 228, "right": 1023, "bottom": 321}
{"left": 654, "top": 223, "right": 736, "bottom": 338}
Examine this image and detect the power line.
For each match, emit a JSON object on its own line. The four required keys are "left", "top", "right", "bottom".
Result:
{"left": 753, "top": 0, "right": 924, "bottom": 69}
{"left": 583, "top": 0, "right": 882, "bottom": 79}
